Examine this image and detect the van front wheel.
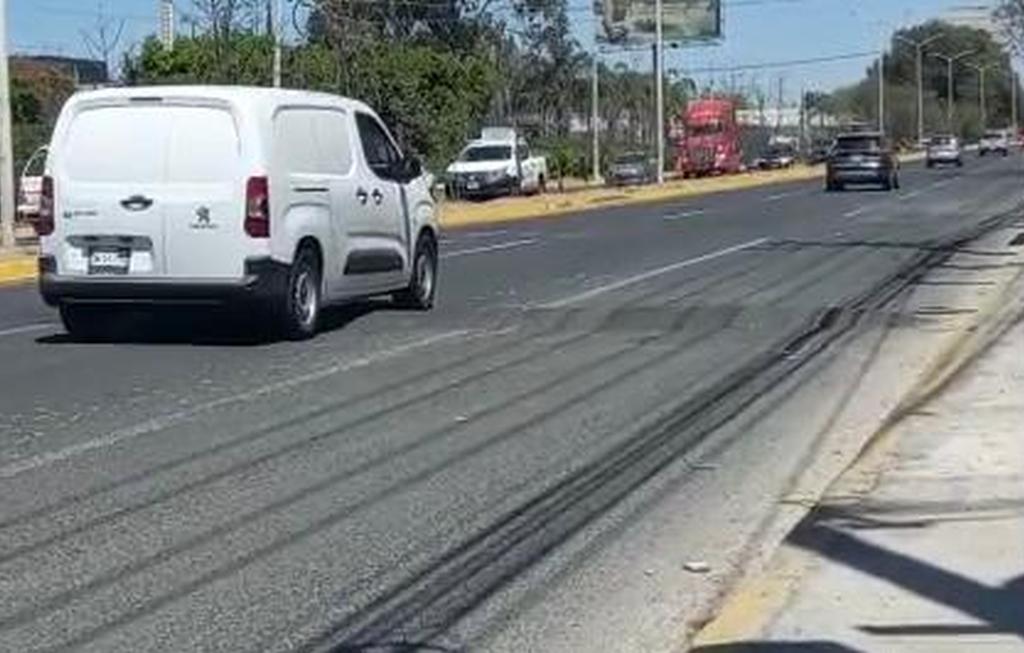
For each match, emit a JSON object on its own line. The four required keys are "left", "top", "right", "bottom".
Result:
{"left": 279, "top": 246, "right": 321, "bottom": 340}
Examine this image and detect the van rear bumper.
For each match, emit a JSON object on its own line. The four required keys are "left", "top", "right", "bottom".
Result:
{"left": 39, "top": 257, "right": 289, "bottom": 306}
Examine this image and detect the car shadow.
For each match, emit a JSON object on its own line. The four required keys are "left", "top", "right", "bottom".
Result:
{"left": 35, "top": 300, "right": 390, "bottom": 347}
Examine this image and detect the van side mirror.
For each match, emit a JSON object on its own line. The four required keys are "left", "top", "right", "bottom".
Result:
{"left": 393, "top": 157, "right": 422, "bottom": 182}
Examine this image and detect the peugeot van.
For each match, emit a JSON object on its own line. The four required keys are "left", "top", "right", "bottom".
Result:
{"left": 37, "top": 86, "right": 439, "bottom": 339}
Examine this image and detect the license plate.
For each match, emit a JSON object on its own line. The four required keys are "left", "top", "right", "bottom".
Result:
{"left": 88, "top": 247, "right": 130, "bottom": 274}
{"left": 466, "top": 181, "right": 480, "bottom": 190}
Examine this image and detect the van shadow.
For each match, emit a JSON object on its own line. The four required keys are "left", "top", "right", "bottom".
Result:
{"left": 35, "top": 301, "right": 388, "bottom": 347}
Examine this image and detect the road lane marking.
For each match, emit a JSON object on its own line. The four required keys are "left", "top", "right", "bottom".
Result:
{"left": 764, "top": 191, "right": 796, "bottom": 202}
{"left": 899, "top": 189, "right": 924, "bottom": 201}
{"left": 539, "top": 237, "right": 770, "bottom": 309}
{"left": 442, "top": 239, "right": 538, "bottom": 258}
{"left": 930, "top": 178, "right": 955, "bottom": 189}
{"left": 663, "top": 209, "right": 706, "bottom": 220}
{"left": 842, "top": 206, "right": 869, "bottom": 218}
{"left": 0, "top": 323, "right": 56, "bottom": 339}
{"left": 0, "top": 329, "right": 473, "bottom": 479}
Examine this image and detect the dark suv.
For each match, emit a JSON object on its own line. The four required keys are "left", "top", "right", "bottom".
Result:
{"left": 825, "top": 132, "right": 900, "bottom": 192}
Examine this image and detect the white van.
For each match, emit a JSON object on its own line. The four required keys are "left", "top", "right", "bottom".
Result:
{"left": 37, "top": 86, "right": 439, "bottom": 339}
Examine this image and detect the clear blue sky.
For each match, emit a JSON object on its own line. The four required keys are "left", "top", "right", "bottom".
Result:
{"left": 11, "top": 0, "right": 986, "bottom": 95}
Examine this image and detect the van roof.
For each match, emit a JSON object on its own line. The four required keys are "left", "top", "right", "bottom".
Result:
{"left": 66, "top": 85, "right": 375, "bottom": 114}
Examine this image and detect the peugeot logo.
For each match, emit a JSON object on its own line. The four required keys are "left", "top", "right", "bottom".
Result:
{"left": 190, "top": 206, "right": 217, "bottom": 230}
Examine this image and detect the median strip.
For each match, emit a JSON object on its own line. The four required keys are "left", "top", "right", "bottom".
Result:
{"left": 439, "top": 166, "right": 825, "bottom": 229}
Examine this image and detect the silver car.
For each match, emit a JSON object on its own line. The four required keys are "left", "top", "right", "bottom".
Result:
{"left": 925, "top": 135, "right": 962, "bottom": 168}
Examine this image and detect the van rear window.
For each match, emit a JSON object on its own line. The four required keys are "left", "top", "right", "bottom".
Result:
{"left": 62, "top": 106, "right": 239, "bottom": 184}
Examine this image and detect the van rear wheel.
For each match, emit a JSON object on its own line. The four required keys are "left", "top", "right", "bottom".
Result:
{"left": 59, "top": 304, "right": 110, "bottom": 341}
{"left": 279, "top": 246, "right": 321, "bottom": 340}
{"left": 395, "top": 234, "right": 437, "bottom": 310}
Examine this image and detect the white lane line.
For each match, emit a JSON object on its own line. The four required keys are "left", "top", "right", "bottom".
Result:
{"left": 663, "top": 209, "right": 707, "bottom": 221}
{"left": 0, "top": 329, "right": 472, "bottom": 479}
{"left": 930, "top": 178, "right": 955, "bottom": 189}
{"left": 899, "top": 189, "right": 924, "bottom": 201}
{"left": 0, "top": 323, "right": 57, "bottom": 339}
{"left": 764, "top": 191, "right": 795, "bottom": 202}
{"left": 842, "top": 206, "right": 869, "bottom": 218}
{"left": 539, "top": 237, "right": 770, "bottom": 309}
{"left": 442, "top": 239, "right": 538, "bottom": 258}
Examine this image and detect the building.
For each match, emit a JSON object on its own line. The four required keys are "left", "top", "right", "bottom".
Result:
{"left": 943, "top": 3, "right": 1005, "bottom": 43}
{"left": 11, "top": 56, "right": 109, "bottom": 89}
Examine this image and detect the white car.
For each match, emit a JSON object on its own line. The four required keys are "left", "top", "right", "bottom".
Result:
{"left": 978, "top": 129, "right": 1010, "bottom": 156}
{"left": 446, "top": 128, "right": 547, "bottom": 199}
{"left": 38, "top": 86, "right": 439, "bottom": 340}
{"left": 18, "top": 145, "right": 48, "bottom": 225}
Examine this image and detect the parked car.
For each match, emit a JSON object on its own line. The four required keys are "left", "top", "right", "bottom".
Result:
{"left": 445, "top": 128, "right": 547, "bottom": 199}
{"left": 807, "top": 139, "right": 833, "bottom": 165}
{"left": 606, "top": 152, "right": 654, "bottom": 186}
{"left": 978, "top": 129, "right": 1010, "bottom": 156}
{"left": 17, "top": 145, "right": 48, "bottom": 225}
{"left": 38, "top": 86, "right": 439, "bottom": 340}
{"left": 925, "top": 135, "right": 963, "bottom": 168}
{"left": 825, "top": 132, "right": 900, "bottom": 192}
{"left": 753, "top": 143, "right": 798, "bottom": 170}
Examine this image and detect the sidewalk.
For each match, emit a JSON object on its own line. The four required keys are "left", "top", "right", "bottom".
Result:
{"left": 695, "top": 316, "right": 1024, "bottom": 652}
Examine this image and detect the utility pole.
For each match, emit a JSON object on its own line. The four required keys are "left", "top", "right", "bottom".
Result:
{"left": 930, "top": 50, "right": 975, "bottom": 133}
{"left": 0, "top": 0, "right": 15, "bottom": 250}
{"left": 1012, "top": 70, "right": 1018, "bottom": 136}
{"left": 654, "top": 0, "right": 664, "bottom": 184}
{"left": 272, "top": 0, "right": 283, "bottom": 87}
{"left": 878, "top": 38, "right": 885, "bottom": 135}
{"left": 591, "top": 54, "right": 601, "bottom": 184}
{"left": 776, "top": 76, "right": 784, "bottom": 133}
{"left": 895, "top": 34, "right": 941, "bottom": 144}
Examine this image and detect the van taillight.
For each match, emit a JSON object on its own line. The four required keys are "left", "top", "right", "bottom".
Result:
{"left": 36, "top": 175, "right": 54, "bottom": 236}
{"left": 245, "top": 176, "right": 270, "bottom": 238}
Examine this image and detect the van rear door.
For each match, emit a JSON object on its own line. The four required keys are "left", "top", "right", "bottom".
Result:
{"left": 56, "top": 102, "right": 245, "bottom": 279}
{"left": 160, "top": 106, "right": 246, "bottom": 278}
{"left": 58, "top": 105, "right": 172, "bottom": 277}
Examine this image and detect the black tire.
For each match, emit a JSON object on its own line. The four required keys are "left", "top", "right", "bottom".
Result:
{"left": 926, "top": 160, "right": 934, "bottom": 168}
{"left": 59, "top": 304, "right": 111, "bottom": 341}
{"left": 395, "top": 233, "right": 438, "bottom": 311}
{"left": 956, "top": 159, "right": 963, "bottom": 167}
{"left": 279, "top": 245, "right": 321, "bottom": 340}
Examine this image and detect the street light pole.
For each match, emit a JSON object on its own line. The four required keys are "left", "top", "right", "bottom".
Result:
{"left": 591, "top": 54, "right": 600, "bottom": 184}
{"left": 0, "top": 0, "right": 15, "bottom": 250}
{"left": 895, "top": 34, "right": 941, "bottom": 144}
{"left": 655, "top": 0, "right": 665, "bottom": 184}
{"left": 929, "top": 50, "right": 975, "bottom": 133}
{"left": 272, "top": 0, "right": 283, "bottom": 87}
{"left": 965, "top": 63, "right": 990, "bottom": 130}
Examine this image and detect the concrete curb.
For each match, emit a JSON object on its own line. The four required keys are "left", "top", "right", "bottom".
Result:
{"left": 0, "top": 255, "right": 37, "bottom": 286}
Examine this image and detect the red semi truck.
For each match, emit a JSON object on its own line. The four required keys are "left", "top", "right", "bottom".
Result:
{"left": 674, "top": 99, "right": 743, "bottom": 177}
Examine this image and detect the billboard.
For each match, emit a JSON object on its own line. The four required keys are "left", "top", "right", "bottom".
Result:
{"left": 595, "top": 0, "right": 721, "bottom": 45}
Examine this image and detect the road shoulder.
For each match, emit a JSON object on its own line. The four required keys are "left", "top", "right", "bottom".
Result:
{"left": 692, "top": 221, "right": 1024, "bottom": 651}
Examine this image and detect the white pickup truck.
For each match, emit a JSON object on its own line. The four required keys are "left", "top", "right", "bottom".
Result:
{"left": 446, "top": 128, "right": 547, "bottom": 199}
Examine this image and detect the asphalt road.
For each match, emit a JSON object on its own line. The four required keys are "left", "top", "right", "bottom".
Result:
{"left": 0, "top": 156, "right": 1021, "bottom": 652}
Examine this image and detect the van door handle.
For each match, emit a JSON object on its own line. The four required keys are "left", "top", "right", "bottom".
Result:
{"left": 356, "top": 188, "right": 369, "bottom": 205}
{"left": 371, "top": 189, "right": 384, "bottom": 205}
{"left": 120, "top": 195, "right": 154, "bottom": 211}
